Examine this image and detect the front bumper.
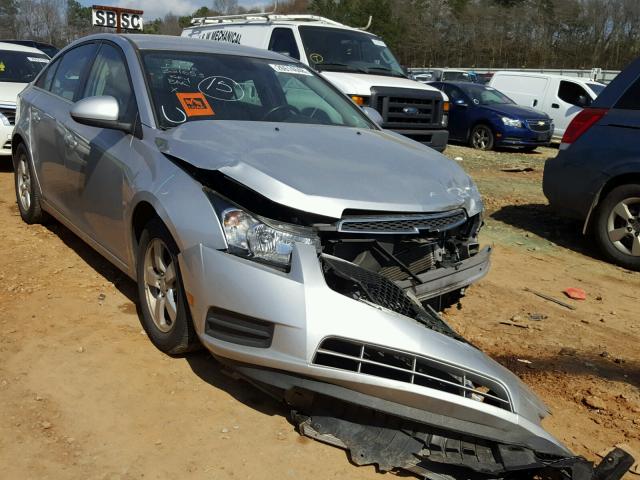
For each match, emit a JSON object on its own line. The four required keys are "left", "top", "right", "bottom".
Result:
{"left": 0, "top": 125, "right": 12, "bottom": 157}
{"left": 495, "top": 126, "right": 552, "bottom": 147}
{"left": 391, "top": 127, "right": 449, "bottom": 151}
{"left": 179, "top": 242, "right": 567, "bottom": 456}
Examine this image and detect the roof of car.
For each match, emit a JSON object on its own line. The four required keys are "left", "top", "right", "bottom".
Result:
{"left": 492, "top": 71, "right": 603, "bottom": 84}
{"left": 0, "top": 41, "right": 48, "bottom": 55}
{"left": 75, "top": 33, "right": 294, "bottom": 62}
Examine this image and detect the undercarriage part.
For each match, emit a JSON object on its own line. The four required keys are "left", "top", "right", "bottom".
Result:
{"left": 321, "top": 254, "right": 467, "bottom": 342}
{"left": 289, "top": 394, "right": 633, "bottom": 480}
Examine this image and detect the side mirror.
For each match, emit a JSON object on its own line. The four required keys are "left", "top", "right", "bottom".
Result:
{"left": 454, "top": 99, "right": 468, "bottom": 107}
{"left": 70, "top": 96, "right": 132, "bottom": 133}
{"left": 361, "top": 106, "right": 384, "bottom": 125}
{"left": 576, "top": 95, "right": 589, "bottom": 107}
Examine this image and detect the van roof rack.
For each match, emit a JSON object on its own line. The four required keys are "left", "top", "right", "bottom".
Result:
{"left": 190, "top": 14, "right": 344, "bottom": 26}
{"left": 190, "top": 10, "right": 373, "bottom": 31}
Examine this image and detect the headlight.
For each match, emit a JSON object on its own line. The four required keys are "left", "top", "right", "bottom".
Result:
{"left": 221, "top": 207, "right": 320, "bottom": 268}
{"left": 501, "top": 117, "right": 522, "bottom": 128}
{"left": 0, "top": 113, "right": 10, "bottom": 127}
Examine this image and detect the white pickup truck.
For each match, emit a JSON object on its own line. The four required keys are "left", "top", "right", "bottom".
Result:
{"left": 182, "top": 14, "right": 450, "bottom": 151}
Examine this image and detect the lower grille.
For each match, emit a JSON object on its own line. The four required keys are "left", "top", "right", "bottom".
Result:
{"left": 338, "top": 210, "right": 467, "bottom": 234}
{"left": 205, "top": 307, "right": 274, "bottom": 348}
{"left": 0, "top": 107, "right": 16, "bottom": 125}
{"left": 525, "top": 119, "right": 552, "bottom": 133}
{"left": 314, "top": 337, "right": 512, "bottom": 411}
{"left": 321, "top": 255, "right": 466, "bottom": 341}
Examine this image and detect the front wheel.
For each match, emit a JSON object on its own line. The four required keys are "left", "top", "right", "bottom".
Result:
{"left": 136, "top": 218, "right": 200, "bottom": 354}
{"left": 13, "top": 143, "right": 45, "bottom": 224}
{"left": 593, "top": 184, "right": 640, "bottom": 271}
{"left": 469, "top": 125, "right": 494, "bottom": 150}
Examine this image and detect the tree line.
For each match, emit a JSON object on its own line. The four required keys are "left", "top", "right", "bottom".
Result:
{"left": 1, "top": 0, "right": 639, "bottom": 70}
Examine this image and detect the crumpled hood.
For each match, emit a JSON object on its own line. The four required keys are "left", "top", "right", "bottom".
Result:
{"left": 483, "top": 103, "right": 549, "bottom": 120}
{"left": 320, "top": 71, "right": 446, "bottom": 99}
{"left": 154, "top": 121, "right": 482, "bottom": 219}
{"left": 0, "top": 82, "right": 27, "bottom": 104}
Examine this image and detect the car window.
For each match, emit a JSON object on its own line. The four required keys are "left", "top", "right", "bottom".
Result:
{"left": 35, "top": 58, "right": 60, "bottom": 90}
{"left": 443, "top": 85, "right": 463, "bottom": 101}
{"left": 558, "top": 80, "right": 591, "bottom": 107}
{"left": 50, "top": 43, "right": 98, "bottom": 101}
{"left": 616, "top": 78, "right": 640, "bottom": 110}
{"left": 0, "top": 49, "right": 49, "bottom": 84}
{"left": 82, "top": 43, "right": 135, "bottom": 121}
{"left": 141, "top": 51, "right": 374, "bottom": 130}
{"left": 268, "top": 28, "right": 300, "bottom": 60}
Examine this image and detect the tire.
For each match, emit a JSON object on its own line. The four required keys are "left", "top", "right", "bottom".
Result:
{"left": 136, "top": 218, "right": 200, "bottom": 354}
{"left": 469, "top": 124, "right": 494, "bottom": 150}
{"left": 593, "top": 184, "right": 640, "bottom": 271}
{"left": 13, "top": 143, "right": 45, "bottom": 224}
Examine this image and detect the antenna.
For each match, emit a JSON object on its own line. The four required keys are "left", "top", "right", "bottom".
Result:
{"left": 358, "top": 15, "right": 372, "bottom": 31}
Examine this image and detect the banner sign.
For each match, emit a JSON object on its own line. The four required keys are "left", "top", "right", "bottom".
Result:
{"left": 92, "top": 5, "right": 143, "bottom": 32}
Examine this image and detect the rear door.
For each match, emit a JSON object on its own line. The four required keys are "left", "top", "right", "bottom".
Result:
{"left": 439, "top": 84, "right": 469, "bottom": 140}
{"left": 31, "top": 42, "right": 98, "bottom": 222}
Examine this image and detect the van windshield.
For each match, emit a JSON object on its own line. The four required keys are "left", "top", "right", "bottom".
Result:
{"left": 299, "top": 26, "right": 405, "bottom": 78}
{"left": 141, "top": 51, "right": 375, "bottom": 130}
{"left": 0, "top": 50, "right": 49, "bottom": 83}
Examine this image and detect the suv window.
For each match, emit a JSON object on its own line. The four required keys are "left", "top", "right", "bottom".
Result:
{"left": 50, "top": 43, "right": 98, "bottom": 101}
{"left": 558, "top": 80, "right": 591, "bottom": 107}
{"left": 268, "top": 28, "right": 300, "bottom": 60}
{"left": 615, "top": 77, "right": 640, "bottom": 110}
{"left": 82, "top": 43, "right": 135, "bottom": 121}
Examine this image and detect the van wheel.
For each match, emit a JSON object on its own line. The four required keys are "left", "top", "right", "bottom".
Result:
{"left": 470, "top": 125, "right": 494, "bottom": 150}
{"left": 136, "top": 218, "right": 200, "bottom": 354}
{"left": 593, "top": 184, "right": 640, "bottom": 271}
{"left": 13, "top": 143, "right": 45, "bottom": 224}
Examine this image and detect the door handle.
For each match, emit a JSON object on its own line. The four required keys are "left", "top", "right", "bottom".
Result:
{"left": 551, "top": 103, "right": 560, "bottom": 109}
{"left": 533, "top": 99, "right": 538, "bottom": 107}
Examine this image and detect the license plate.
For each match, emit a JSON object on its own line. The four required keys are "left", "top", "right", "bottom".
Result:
{"left": 537, "top": 133, "right": 549, "bottom": 141}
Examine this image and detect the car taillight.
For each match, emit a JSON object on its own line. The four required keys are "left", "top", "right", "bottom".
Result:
{"left": 560, "top": 108, "right": 608, "bottom": 147}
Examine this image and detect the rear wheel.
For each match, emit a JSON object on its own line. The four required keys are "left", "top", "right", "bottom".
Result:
{"left": 593, "top": 184, "right": 640, "bottom": 271}
{"left": 469, "top": 125, "right": 494, "bottom": 150}
{"left": 13, "top": 143, "right": 45, "bottom": 224}
{"left": 136, "top": 218, "right": 200, "bottom": 354}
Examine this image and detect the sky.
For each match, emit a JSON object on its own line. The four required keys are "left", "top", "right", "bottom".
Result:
{"left": 78, "top": 0, "right": 271, "bottom": 21}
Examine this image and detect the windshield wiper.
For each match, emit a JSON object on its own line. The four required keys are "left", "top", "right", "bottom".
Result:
{"left": 314, "top": 63, "right": 369, "bottom": 74}
{"left": 365, "top": 66, "right": 406, "bottom": 77}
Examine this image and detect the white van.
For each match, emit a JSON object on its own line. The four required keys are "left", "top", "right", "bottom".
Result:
{"left": 489, "top": 72, "right": 605, "bottom": 139}
{"left": 182, "top": 14, "right": 450, "bottom": 151}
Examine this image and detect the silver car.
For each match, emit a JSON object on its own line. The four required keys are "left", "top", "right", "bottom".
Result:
{"left": 11, "top": 34, "right": 627, "bottom": 480}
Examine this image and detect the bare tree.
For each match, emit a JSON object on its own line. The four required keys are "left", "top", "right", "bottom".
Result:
{"left": 213, "top": 0, "right": 239, "bottom": 15}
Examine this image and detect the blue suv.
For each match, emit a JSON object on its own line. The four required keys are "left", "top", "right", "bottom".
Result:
{"left": 543, "top": 58, "right": 640, "bottom": 271}
{"left": 432, "top": 82, "right": 553, "bottom": 151}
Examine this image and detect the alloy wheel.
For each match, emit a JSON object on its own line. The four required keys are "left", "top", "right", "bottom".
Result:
{"left": 17, "top": 154, "right": 31, "bottom": 212}
{"left": 143, "top": 238, "right": 179, "bottom": 333}
{"left": 607, "top": 197, "right": 640, "bottom": 256}
{"left": 472, "top": 126, "right": 491, "bottom": 150}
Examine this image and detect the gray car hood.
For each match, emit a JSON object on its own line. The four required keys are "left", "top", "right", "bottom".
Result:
{"left": 155, "top": 121, "right": 483, "bottom": 219}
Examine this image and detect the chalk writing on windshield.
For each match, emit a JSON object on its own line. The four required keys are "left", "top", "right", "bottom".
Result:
{"left": 198, "top": 75, "right": 244, "bottom": 102}
{"left": 161, "top": 105, "right": 187, "bottom": 124}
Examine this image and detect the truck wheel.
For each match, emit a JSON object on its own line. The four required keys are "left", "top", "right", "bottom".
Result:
{"left": 136, "top": 218, "right": 200, "bottom": 354}
{"left": 470, "top": 125, "right": 494, "bottom": 150}
{"left": 593, "top": 184, "right": 640, "bottom": 271}
{"left": 13, "top": 143, "right": 45, "bottom": 224}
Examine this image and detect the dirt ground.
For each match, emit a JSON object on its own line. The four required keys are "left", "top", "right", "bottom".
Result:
{"left": 0, "top": 144, "right": 638, "bottom": 479}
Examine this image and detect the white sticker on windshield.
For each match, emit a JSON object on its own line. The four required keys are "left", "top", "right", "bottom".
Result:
{"left": 371, "top": 38, "right": 387, "bottom": 47}
{"left": 269, "top": 64, "right": 312, "bottom": 76}
{"left": 27, "top": 57, "right": 49, "bottom": 63}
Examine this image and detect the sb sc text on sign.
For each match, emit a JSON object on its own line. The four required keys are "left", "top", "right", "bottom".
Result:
{"left": 92, "top": 7, "right": 143, "bottom": 31}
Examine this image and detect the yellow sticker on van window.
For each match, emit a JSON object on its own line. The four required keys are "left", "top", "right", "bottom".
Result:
{"left": 0, "top": 62, "right": 5, "bottom": 72}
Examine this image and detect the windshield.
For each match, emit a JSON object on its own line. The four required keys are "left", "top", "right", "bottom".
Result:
{"left": 586, "top": 82, "right": 605, "bottom": 96}
{"left": 298, "top": 26, "right": 405, "bottom": 77}
{"left": 142, "top": 52, "right": 375, "bottom": 130}
{"left": 460, "top": 84, "right": 514, "bottom": 105}
{"left": 442, "top": 71, "right": 474, "bottom": 82}
{"left": 0, "top": 50, "right": 49, "bottom": 83}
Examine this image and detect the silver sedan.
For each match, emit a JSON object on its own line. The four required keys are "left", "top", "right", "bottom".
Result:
{"left": 11, "top": 33, "right": 613, "bottom": 480}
